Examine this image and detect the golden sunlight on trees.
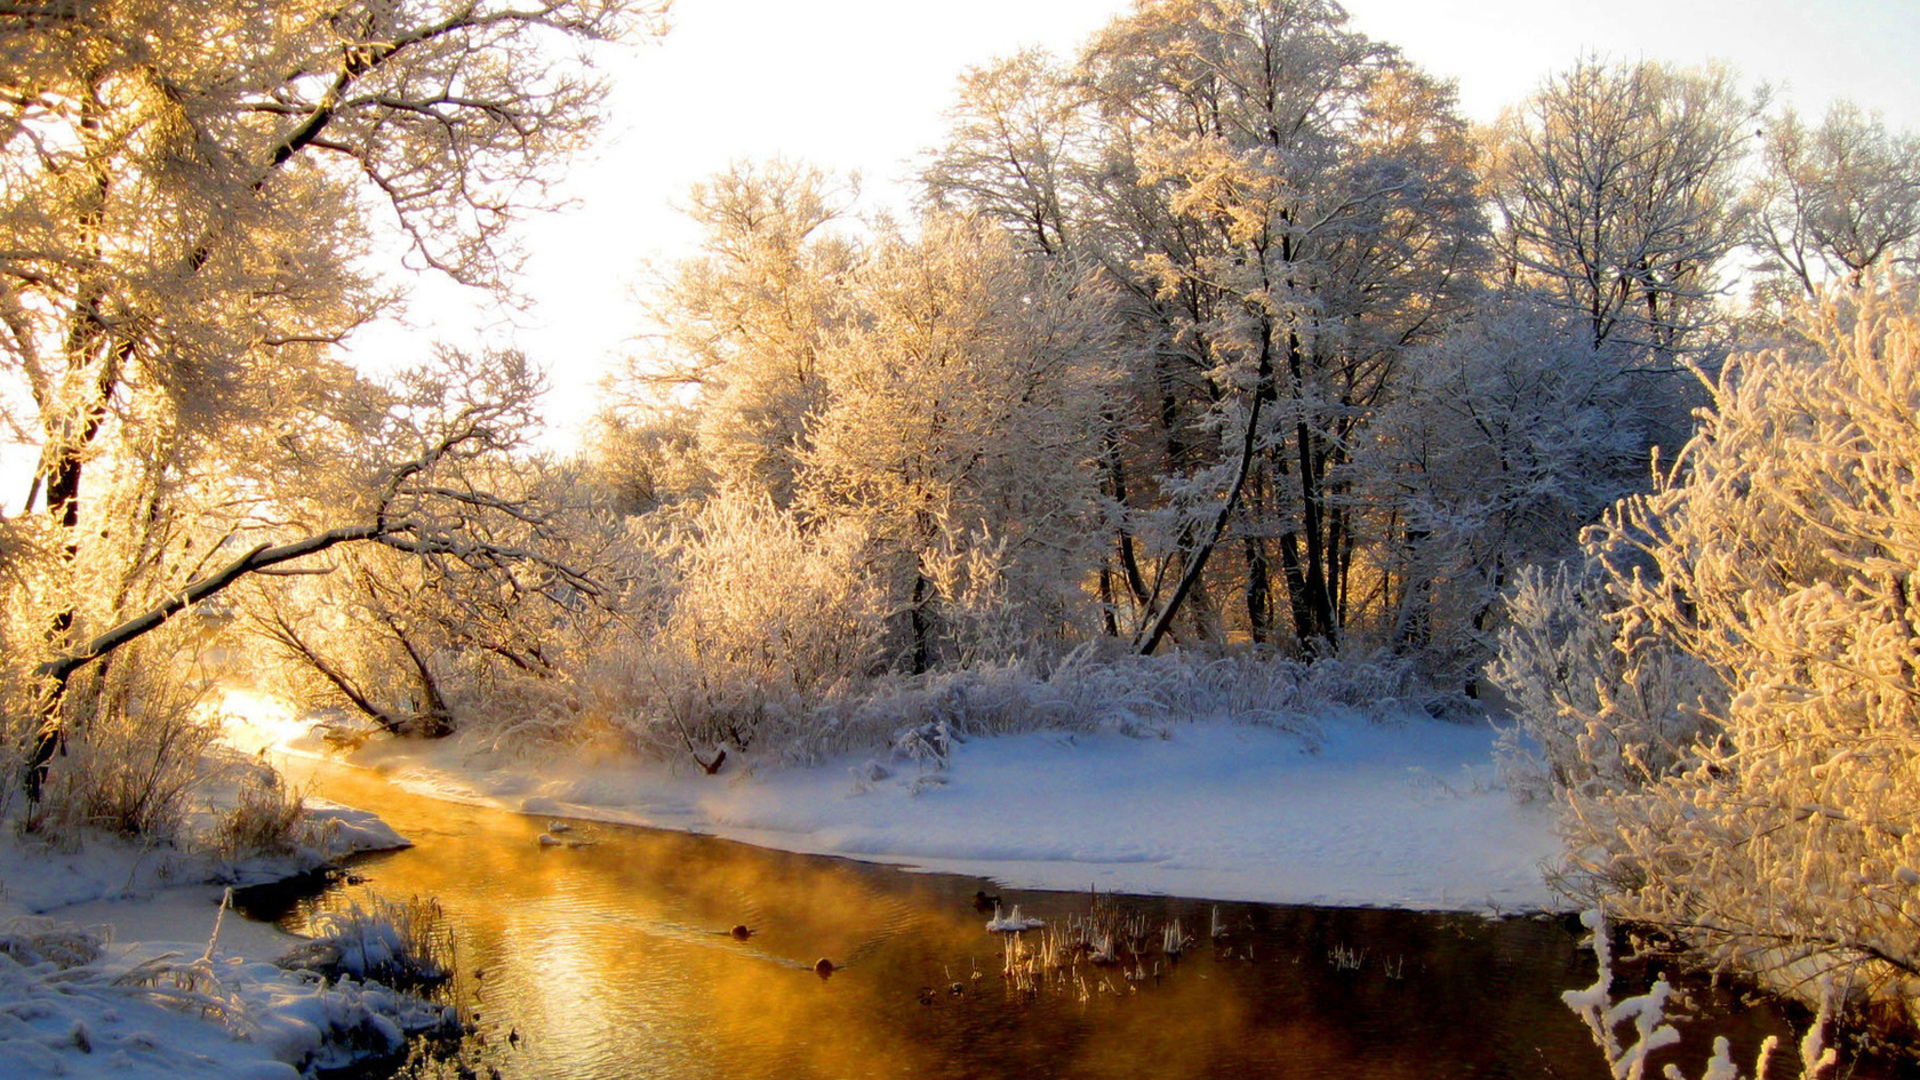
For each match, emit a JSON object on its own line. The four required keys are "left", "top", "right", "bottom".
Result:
{"left": 0, "top": 0, "right": 665, "bottom": 813}
{"left": 1495, "top": 283, "right": 1920, "bottom": 1026}
{"left": 921, "top": 0, "right": 1488, "bottom": 659}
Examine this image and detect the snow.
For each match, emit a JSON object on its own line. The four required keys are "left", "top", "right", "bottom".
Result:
{"left": 0, "top": 776, "right": 429, "bottom": 1080}
{"left": 340, "top": 711, "right": 1566, "bottom": 913}
{"left": 0, "top": 704, "right": 1562, "bottom": 1079}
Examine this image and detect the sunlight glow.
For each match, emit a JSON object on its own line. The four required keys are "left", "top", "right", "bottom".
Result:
{"left": 210, "top": 687, "right": 306, "bottom": 756}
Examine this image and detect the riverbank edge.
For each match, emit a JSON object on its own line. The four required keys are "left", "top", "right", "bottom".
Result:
{"left": 288, "top": 712, "right": 1571, "bottom": 916}
{"left": 0, "top": 788, "right": 453, "bottom": 1079}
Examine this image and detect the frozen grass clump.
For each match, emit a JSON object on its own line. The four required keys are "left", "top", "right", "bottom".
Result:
{"left": 280, "top": 894, "right": 453, "bottom": 989}
{"left": 36, "top": 637, "right": 221, "bottom": 841}
{"left": 0, "top": 916, "right": 108, "bottom": 970}
{"left": 208, "top": 764, "right": 313, "bottom": 858}
{"left": 797, "top": 646, "right": 1425, "bottom": 768}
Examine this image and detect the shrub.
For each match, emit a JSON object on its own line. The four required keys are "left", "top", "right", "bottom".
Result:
{"left": 38, "top": 635, "right": 219, "bottom": 840}
{"left": 209, "top": 765, "right": 310, "bottom": 858}
{"left": 1487, "top": 559, "right": 1724, "bottom": 803}
{"left": 1498, "top": 283, "right": 1920, "bottom": 1029}
{"left": 591, "top": 494, "right": 887, "bottom": 764}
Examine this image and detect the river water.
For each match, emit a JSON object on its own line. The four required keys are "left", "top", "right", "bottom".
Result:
{"left": 239, "top": 760, "right": 1832, "bottom": 1079}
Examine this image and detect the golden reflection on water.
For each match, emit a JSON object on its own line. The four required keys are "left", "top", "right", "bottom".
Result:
{"left": 262, "top": 760, "right": 1806, "bottom": 1080}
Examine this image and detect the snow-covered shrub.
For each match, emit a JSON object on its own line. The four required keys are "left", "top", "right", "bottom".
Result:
{"left": 0, "top": 915, "right": 456, "bottom": 1076}
{"left": 1565, "top": 910, "right": 1838, "bottom": 1080}
{"left": 1488, "top": 559, "right": 1724, "bottom": 803}
{"left": 280, "top": 895, "right": 453, "bottom": 989}
{"left": 1528, "top": 284, "right": 1920, "bottom": 1028}
{"left": 591, "top": 492, "right": 888, "bottom": 763}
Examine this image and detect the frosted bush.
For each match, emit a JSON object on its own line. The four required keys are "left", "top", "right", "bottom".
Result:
{"left": 1514, "top": 284, "right": 1920, "bottom": 1030}
{"left": 591, "top": 494, "right": 887, "bottom": 764}
{"left": 38, "top": 633, "right": 221, "bottom": 839}
{"left": 1488, "top": 559, "right": 1724, "bottom": 803}
{"left": 209, "top": 765, "right": 311, "bottom": 858}
{"left": 0, "top": 914, "right": 456, "bottom": 1075}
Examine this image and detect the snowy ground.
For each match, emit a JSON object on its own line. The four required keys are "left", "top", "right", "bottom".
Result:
{"left": 0, "top": 785, "right": 439, "bottom": 1080}
{"left": 0, "top": 703, "right": 1563, "bottom": 1079}
{"left": 334, "top": 711, "right": 1567, "bottom": 914}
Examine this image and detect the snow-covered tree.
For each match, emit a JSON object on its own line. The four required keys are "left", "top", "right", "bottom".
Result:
{"left": 0, "top": 0, "right": 662, "bottom": 808}
{"left": 240, "top": 428, "right": 621, "bottom": 744}
{"left": 921, "top": 48, "right": 1088, "bottom": 260}
{"left": 616, "top": 159, "right": 862, "bottom": 509}
{"left": 1079, "top": 1, "right": 1485, "bottom": 654}
{"left": 1748, "top": 102, "right": 1920, "bottom": 303}
{"left": 1366, "top": 296, "right": 1676, "bottom": 686}
{"left": 1488, "top": 58, "right": 1757, "bottom": 361}
{"left": 3, "top": 0, "right": 661, "bottom": 530}
{"left": 802, "top": 215, "right": 1121, "bottom": 670}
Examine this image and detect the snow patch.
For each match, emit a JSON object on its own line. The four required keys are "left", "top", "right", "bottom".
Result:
{"left": 336, "top": 712, "right": 1564, "bottom": 913}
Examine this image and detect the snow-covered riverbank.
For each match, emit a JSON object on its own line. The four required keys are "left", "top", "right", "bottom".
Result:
{"left": 328, "top": 712, "right": 1566, "bottom": 914}
{"left": 0, "top": 706, "right": 1563, "bottom": 1079}
{"left": 0, "top": 796, "right": 441, "bottom": 1079}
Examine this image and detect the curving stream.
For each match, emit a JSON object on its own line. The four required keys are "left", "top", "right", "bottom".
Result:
{"left": 237, "top": 759, "right": 1838, "bottom": 1080}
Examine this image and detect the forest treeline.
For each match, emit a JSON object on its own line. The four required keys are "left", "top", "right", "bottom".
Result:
{"left": 4, "top": 0, "right": 1920, "bottom": 1037}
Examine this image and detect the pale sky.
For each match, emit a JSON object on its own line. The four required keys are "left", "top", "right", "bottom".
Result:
{"left": 4, "top": 1, "right": 1917, "bottom": 510}
{"left": 447, "top": 0, "right": 1918, "bottom": 449}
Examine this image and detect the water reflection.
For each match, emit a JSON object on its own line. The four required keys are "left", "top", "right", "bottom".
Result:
{"left": 241, "top": 760, "right": 1829, "bottom": 1080}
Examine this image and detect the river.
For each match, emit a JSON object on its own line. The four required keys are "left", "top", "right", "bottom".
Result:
{"left": 236, "top": 760, "right": 1833, "bottom": 1079}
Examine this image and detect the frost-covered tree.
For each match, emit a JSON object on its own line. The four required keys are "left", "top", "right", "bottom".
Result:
{"left": 802, "top": 216, "right": 1121, "bottom": 670}
{"left": 239, "top": 418, "right": 620, "bottom": 744}
{"left": 1489, "top": 58, "right": 1757, "bottom": 361}
{"left": 618, "top": 159, "right": 862, "bottom": 508}
{"left": 0, "top": 0, "right": 662, "bottom": 808}
{"left": 1748, "top": 102, "right": 1920, "bottom": 302}
{"left": 593, "top": 197, "right": 1121, "bottom": 761}
{"left": 1498, "top": 283, "right": 1920, "bottom": 1023}
{"left": 1079, "top": 2, "right": 1485, "bottom": 654}
{"left": 921, "top": 49, "right": 1088, "bottom": 260}
{"left": 1366, "top": 296, "right": 1673, "bottom": 685}
{"left": 3, "top": 0, "right": 662, "bottom": 530}
{"left": 4, "top": 347, "right": 611, "bottom": 808}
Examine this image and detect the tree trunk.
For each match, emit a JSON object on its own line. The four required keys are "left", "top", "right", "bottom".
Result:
{"left": 1137, "top": 330, "right": 1274, "bottom": 656}
{"left": 909, "top": 569, "right": 933, "bottom": 675}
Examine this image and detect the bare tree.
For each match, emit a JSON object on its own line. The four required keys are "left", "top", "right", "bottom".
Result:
{"left": 1748, "top": 102, "right": 1920, "bottom": 302}
{"left": 1489, "top": 57, "right": 1758, "bottom": 361}
{"left": 20, "top": 348, "right": 602, "bottom": 797}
